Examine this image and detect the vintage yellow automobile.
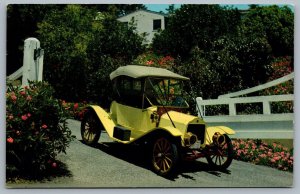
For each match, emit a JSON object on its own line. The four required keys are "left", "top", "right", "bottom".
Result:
{"left": 81, "top": 65, "right": 235, "bottom": 177}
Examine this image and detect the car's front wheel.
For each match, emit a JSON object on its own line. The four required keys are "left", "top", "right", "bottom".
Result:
{"left": 205, "top": 134, "right": 234, "bottom": 170}
{"left": 81, "top": 109, "right": 101, "bottom": 145}
{"left": 151, "top": 137, "right": 179, "bottom": 177}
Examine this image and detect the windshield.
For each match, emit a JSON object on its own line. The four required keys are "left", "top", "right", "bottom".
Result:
{"left": 145, "top": 77, "right": 189, "bottom": 108}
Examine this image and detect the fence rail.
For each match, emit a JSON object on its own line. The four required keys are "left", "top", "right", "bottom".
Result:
{"left": 196, "top": 94, "right": 294, "bottom": 139}
{"left": 197, "top": 94, "right": 294, "bottom": 116}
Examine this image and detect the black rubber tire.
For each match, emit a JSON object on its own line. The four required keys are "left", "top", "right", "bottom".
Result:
{"left": 151, "top": 136, "right": 179, "bottom": 177}
{"left": 205, "top": 134, "right": 234, "bottom": 170}
{"left": 80, "top": 109, "right": 101, "bottom": 145}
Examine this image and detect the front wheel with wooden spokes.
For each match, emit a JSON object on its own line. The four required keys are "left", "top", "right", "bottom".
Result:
{"left": 81, "top": 109, "right": 102, "bottom": 145}
{"left": 205, "top": 134, "right": 234, "bottom": 170}
{"left": 151, "top": 137, "right": 179, "bottom": 177}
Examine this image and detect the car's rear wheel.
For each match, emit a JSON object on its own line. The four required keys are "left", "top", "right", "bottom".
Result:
{"left": 81, "top": 109, "right": 101, "bottom": 145}
{"left": 151, "top": 137, "right": 179, "bottom": 176}
{"left": 205, "top": 134, "right": 234, "bottom": 170}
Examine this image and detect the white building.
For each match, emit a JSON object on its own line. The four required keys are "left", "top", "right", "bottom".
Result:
{"left": 117, "top": 10, "right": 168, "bottom": 44}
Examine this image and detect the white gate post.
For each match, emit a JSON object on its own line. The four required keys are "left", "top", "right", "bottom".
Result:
{"left": 21, "top": 38, "right": 44, "bottom": 86}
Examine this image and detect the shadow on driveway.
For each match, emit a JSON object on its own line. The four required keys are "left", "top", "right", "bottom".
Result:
{"left": 79, "top": 140, "right": 231, "bottom": 181}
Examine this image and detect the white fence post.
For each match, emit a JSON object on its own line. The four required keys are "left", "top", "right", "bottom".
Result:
{"left": 22, "top": 38, "right": 44, "bottom": 86}
{"left": 263, "top": 101, "right": 271, "bottom": 114}
{"left": 229, "top": 102, "right": 237, "bottom": 116}
{"left": 8, "top": 38, "right": 44, "bottom": 86}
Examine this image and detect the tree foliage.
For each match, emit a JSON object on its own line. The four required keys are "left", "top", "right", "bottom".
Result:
{"left": 37, "top": 5, "right": 145, "bottom": 104}
{"left": 152, "top": 4, "right": 241, "bottom": 59}
{"left": 37, "top": 5, "right": 94, "bottom": 101}
{"left": 6, "top": 4, "right": 146, "bottom": 76}
{"left": 6, "top": 4, "right": 63, "bottom": 75}
{"left": 153, "top": 4, "right": 293, "bottom": 99}
{"left": 178, "top": 35, "right": 272, "bottom": 99}
{"left": 241, "top": 5, "right": 294, "bottom": 56}
{"left": 7, "top": 4, "right": 294, "bottom": 104}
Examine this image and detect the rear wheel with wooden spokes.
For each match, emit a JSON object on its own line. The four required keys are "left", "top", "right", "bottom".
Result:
{"left": 81, "top": 109, "right": 102, "bottom": 145}
{"left": 151, "top": 137, "right": 179, "bottom": 177}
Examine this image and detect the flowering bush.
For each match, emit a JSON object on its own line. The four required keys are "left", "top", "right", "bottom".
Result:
{"left": 132, "top": 51, "right": 175, "bottom": 70}
{"left": 232, "top": 139, "right": 293, "bottom": 172}
{"left": 61, "top": 101, "right": 88, "bottom": 121}
{"left": 261, "top": 56, "right": 293, "bottom": 113}
{"left": 6, "top": 81, "right": 75, "bottom": 177}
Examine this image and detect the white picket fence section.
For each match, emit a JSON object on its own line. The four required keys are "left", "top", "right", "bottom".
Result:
{"left": 7, "top": 38, "right": 44, "bottom": 86}
{"left": 197, "top": 73, "right": 294, "bottom": 139}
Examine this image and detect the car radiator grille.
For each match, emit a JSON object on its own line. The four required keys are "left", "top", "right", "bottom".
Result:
{"left": 187, "top": 124, "right": 205, "bottom": 144}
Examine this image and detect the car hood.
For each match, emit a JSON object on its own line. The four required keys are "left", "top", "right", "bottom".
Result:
{"left": 158, "top": 111, "right": 205, "bottom": 131}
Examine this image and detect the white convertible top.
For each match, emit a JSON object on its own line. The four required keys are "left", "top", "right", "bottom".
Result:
{"left": 109, "top": 65, "right": 189, "bottom": 80}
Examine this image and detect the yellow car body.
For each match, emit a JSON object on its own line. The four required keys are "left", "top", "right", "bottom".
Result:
{"left": 90, "top": 102, "right": 235, "bottom": 147}
{"left": 81, "top": 65, "right": 236, "bottom": 176}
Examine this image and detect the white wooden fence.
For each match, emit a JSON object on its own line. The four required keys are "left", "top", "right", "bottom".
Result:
{"left": 197, "top": 73, "right": 294, "bottom": 139}
{"left": 7, "top": 38, "right": 44, "bottom": 86}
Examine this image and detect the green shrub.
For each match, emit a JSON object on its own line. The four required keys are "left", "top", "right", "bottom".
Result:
{"left": 38, "top": 5, "right": 145, "bottom": 104}
{"left": 85, "top": 56, "right": 124, "bottom": 108}
{"left": 6, "top": 81, "right": 75, "bottom": 177}
{"left": 62, "top": 101, "right": 88, "bottom": 121}
{"left": 261, "top": 56, "right": 294, "bottom": 113}
{"left": 132, "top": 51, "right": 175, "bottom": 70}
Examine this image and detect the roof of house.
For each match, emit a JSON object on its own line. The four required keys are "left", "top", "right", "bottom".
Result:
{"left": 117, "top": 9, "right": 168, "bottom": 19}
{"left": 109, "top": 65, "right": 189, "bottom": 80}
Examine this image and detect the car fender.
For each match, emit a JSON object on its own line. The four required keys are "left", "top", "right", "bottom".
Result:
{"left": 88, "top": 105, "right": 116, "bottom": 138}
{"left": 205, "top": 126, "right": 235, "bottom": 145}
{"left": 147, "top": 126, "right": 184, "bottom": 145}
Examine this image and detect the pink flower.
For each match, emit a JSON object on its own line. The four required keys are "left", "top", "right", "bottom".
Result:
{"left": 41, "top": 124, "right": 48, "bottom": 129}
{"left": 20, "top": 91, "right": 26, "bottom": 96}
{"left": 21, "top": 115, "right": 28, "bottom": 121}
{"left": 11, "top": 95, "right": 17, "bottom": 101}
{"left": 7, "top": 137, "right": 14, "bottom": 144}
{"left": 74, "top": 103, "right": 79, "bottom": 110}
{"left": 26, "top": 95, "right": 32, "bottom": 101}
{"left": 259, "top": 154, "right": 266, "bottom": 158}
{"left": 27, "top": 113, "right": 31, "bottom": 117}
{"left": 274, "top": 156, "right": 281, "bottom": 161}
{"left": 146, "top": 60, "right": 154, "bottom": 65}
{"left": 271, "top": 159, "right": 276, "bottom": 163}
{"left": 267, "top": 151, "right": 273, "bottom": 157}
{"left": 8, "top": 115, "right": 14, "bottom": 120}
{"left": 52, "top": 162, "right": 57, "bottom": 168}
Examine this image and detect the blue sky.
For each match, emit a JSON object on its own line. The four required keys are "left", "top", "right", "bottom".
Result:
{"left": 145, "top": 4, "right": 250, "bottom": 12}
{"left": 145, "top": 4, "right": 293, "bottom": 13}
